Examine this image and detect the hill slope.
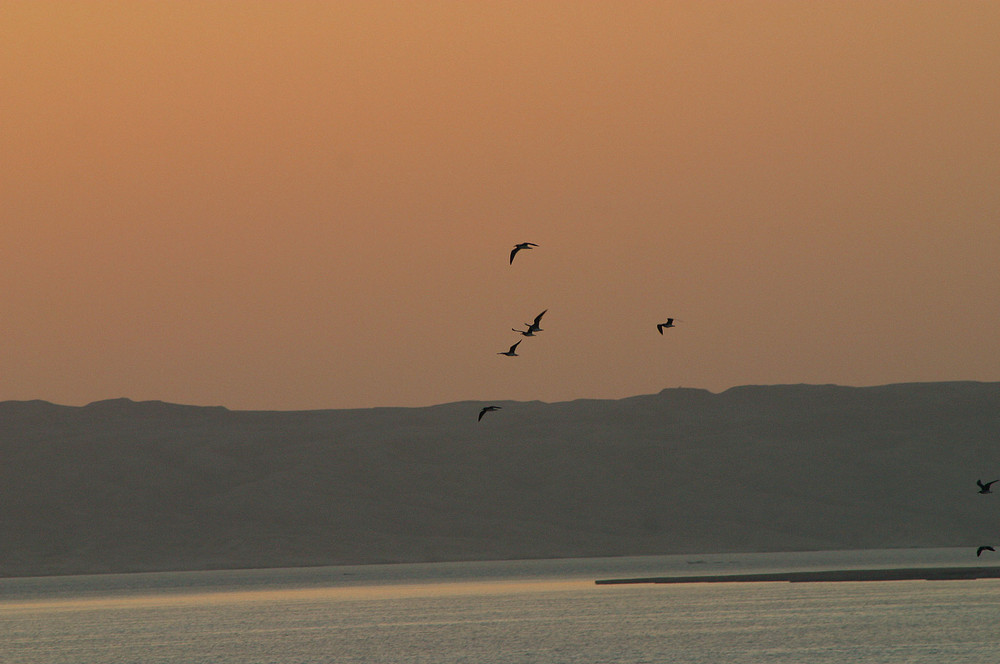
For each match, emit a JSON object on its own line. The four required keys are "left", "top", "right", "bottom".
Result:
{"left": 2, "top": 382, "right": 999, "bottom": 576}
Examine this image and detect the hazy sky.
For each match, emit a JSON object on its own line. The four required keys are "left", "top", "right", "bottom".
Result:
{"left": 3, "top": 1, "right": 999, "bottom": 410}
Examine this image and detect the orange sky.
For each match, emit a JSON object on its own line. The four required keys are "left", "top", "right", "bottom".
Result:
{"left": 3, "top": 1, "right": 999, "bottom": 410}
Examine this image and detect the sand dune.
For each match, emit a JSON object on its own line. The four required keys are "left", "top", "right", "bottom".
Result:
{"left": 2, "top": 382, "right": 999, "bottom": 577}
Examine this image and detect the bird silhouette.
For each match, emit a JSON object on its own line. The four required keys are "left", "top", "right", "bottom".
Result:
{"left": 478, "top": 405, "right": 501, "bottom": 421}
{"left": 514, "top": 309, "right": 547, "bottom": 336}
{"left": 978, "top": 479, "right": 998, "bottom": 494}
{"left": 526, "top": 309, "right": 546, "bottom": 331}
{"left": 657, "top": 319, "right": 676, "bottom": 334}
{"left": 509, "top": 242, "right": 538, "bottom": 264}
{"left": 977, "top": 545, "right": 995, "bottom": 557}
{"left": 498, "top": 340, "right": 521, "bottom": 356}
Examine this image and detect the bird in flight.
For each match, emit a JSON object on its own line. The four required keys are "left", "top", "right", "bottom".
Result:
{"left": 978, "top": 545, "right": 995, "bottom": 557}
{"left": 510, "top": 242, "right": 538, "bottom": 264}
{"left": 657, "top": 319, "right": 676, "bottom": 334}
{"left": 514, "top": 309, "right": 547, "bottom": 336}
{"left": 978, "top": 479, "right": 998, "bottom": 494}
{"left": 498, "top": 340, "right": 522, "bottom": 356}
{"left": 478, "top": 406, "right": 502, "bottom": 421}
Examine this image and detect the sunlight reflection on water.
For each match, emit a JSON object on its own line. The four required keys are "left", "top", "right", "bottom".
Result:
{"left": 1, "top": 578, "right": 595, "bottom": 612}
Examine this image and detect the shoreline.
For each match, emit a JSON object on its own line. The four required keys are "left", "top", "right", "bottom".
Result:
{"left": 595, "top": 566, "right": 1000, "bottom": 585}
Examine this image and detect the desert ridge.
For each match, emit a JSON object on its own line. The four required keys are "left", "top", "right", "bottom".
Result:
{"left": 1, "top": 381, "right": 999, "bottom": 577}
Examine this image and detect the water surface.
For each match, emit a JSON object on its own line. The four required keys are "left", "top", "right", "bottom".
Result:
{"left": 3, "top": 548, "right": 998, "bottom": 663}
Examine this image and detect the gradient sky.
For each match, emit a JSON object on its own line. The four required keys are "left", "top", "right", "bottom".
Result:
{"left": 3, "top": 1, "right": 999, "bottom": 410}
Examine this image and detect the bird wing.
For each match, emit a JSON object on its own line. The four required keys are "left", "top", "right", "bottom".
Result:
{"left": 533, "top": 309, "right": 547, "bottom": 326}
{"left": 509, "top": 247, "right": 519, "bottom": 264}
{"left": 657, "top": 324, "right": 664, "bottom": 334}
{"left": 511, "top": 340, "right": 521, "bottom": 351}
{"left": 478, "top": 409, "right": 486, "bottom": 421}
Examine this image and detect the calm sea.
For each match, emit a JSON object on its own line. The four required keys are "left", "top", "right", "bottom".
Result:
{"left": 3, "top": 549, "right": 999, "bottom": 663}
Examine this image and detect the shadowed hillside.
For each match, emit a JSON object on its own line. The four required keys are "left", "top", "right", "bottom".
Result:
{"left": 2, "top": 382, "right": 999, "bottom": 577}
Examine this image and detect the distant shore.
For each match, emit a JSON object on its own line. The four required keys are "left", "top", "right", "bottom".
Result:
{"left": 4, "top": 382, "right": 999, "bottom": 579}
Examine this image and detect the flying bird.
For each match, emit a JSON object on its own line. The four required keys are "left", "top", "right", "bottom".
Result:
{"left": 657, "top": 319, "right": 676, "bottom": 334}
{"left": 978, "top": 479, "right": 998, "bottom": 494}
{"left": 978, "top": 546, "right": 995, "bottom": 557}
{"left": 478, "top": 406, "right": 501, "bottom": 421}
{"left": 509, "top": 242, "right": 538, "bottom": 264}
{"left": 514, "top": 309, "right": 548, "bottom": 336}
{"left": 498, "top": 340, "right": 522, "bottom": 356}
{"left": 526, "top": 309, "right": 547, "bottom": 332}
